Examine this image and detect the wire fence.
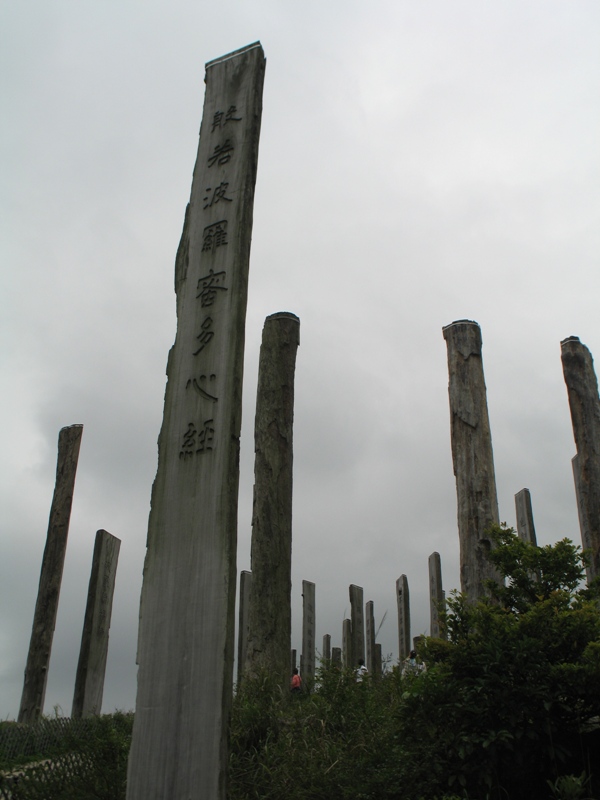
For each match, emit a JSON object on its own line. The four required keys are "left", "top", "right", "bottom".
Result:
{"left": 0, "top": 713, "right": 133, "bottom": 800}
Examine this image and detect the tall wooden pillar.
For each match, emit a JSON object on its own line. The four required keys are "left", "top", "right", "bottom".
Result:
{"left": 19, "top": 424, "right": 83, "bottom": 724}
{"left": 244, "top": 313, "right": 300, "bottom": 688}
{"left": 301, "top": 580, "right": 315, "bottom": 687}
{"left": 515, "top": 488, "right": 537, "bottom": 545}
{"left": 428, "top": 552, "right": 445, "bottom": 639}
{"left": 349, "top": 584, "right": 364, "bottom": 668}
{"left": 561, "top": 336, "right": 600, "bottom": 579}
{"left": 396, "top": 574, "right": 410, "bottom": 661}
{"left": 126, "top": 43, "right": 266, "bottom": 800}
{"left": 443, "top": 320, "right": 500, "bottom": 601}
{"left": 72, "top": 529, "right": 120, "bottom": 718}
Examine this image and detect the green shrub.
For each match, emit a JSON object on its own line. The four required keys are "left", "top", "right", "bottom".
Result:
{"left": 229, "top": 532, "right": 600, "bottom": 799}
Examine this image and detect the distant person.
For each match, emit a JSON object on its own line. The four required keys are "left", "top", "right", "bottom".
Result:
{"left": 355, "top": 658, "right": 369, "bottom": 682}
{"left": 402, "top": 649, "right": 426, "bottom": 677}
{"left": 291, "top": 667, "right": 302, "bottom": 694}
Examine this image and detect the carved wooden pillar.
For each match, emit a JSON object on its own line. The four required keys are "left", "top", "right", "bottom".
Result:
{"left": 365, "top": 600, "right": 376, "bottom": 674}
{"left": 19, "top": 424, "right": 83, "bottom": 724}
{"left": 127, "top": 43, "right": 266, "bottom": 800}
{"left": 561, "top": 336, "right": 600, "bottom": 579}
{"left": 237, "top": 570, "right": 252, "bottom": 687}
{"left": 244, "top": 312, "right": 300, "bottom": 689}
{"left": 428, "top": 552, "right": 445, "bottom": 639}
{"left": 322, "top": 634, "right": 331, "bottom": 662}
{"left": 342, "top": 618, "right": 352, "bottom": 668}
{"left": 301, "top": 580, "right": 316, "bottom": 687}
{"left": 396, "top": 574, "right": 410, "bottom": 661}
{"left": 349, "top": 584, "right": 365, "bottom": 668}
{"left": 72, "top": 529, "right": 120, "bottom": 718}
{"left": 443, "top": 320, "right": 500, "bottom": 601}
{"left": 515, "top": 488, "right": 537, "bottom": 545}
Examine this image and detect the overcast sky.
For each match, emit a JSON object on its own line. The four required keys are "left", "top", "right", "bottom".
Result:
{"left": 1, "top": 1, "right": 599, "bottom": 718}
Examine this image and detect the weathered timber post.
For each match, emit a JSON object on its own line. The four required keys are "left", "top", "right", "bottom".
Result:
{"left": 365, "top": 600, "right": 376, "bottom": 674}
{"left": 237, "top": 570, "right": 252, "bottom": 687}
{"left": 396, "top": 575, "right": 411, "bottom": 661}
{"left": 126, "top": 43, "right": 266, "bottom": 800}
{"left": 428, "top": 552, "right": 445, "bottom": 639}
{"left": 443, "top": 320, "right": 501, "bottom": 601}
{"left": 244, "top": 313, "right": 300, "bottom": 688}
{"left": 322, "top": 634, "right": 331, "bottom": 662}
{"left": 19, "top": 424, "right": 83, "bottom": 724}
{"left": 332, "top": 647, "right": 342, "bottom": 666}
{"left": 349, "top": 584, "right": 365, "bottom": 668}
{"left": 342, "top": 619, "right": 352, "bottom": 667}
{"left": 572, "top": 456, "right": 593, "bottom": 583}
{"left": 374, "top": 644, "right": 382, "bottom": 677}
{"left": 561, "top": 336, "right": 600, "bottom": 579}
{"left": 515, "top": 488, "right": 537, "bottom": 545}
{"left": 72, "top": 529, "right": 120, "bottom": 718}
{"left": 301, "top": 580, "right": 315, "bottom": 687}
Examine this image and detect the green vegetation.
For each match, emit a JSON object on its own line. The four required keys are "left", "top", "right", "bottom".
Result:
{"left": 229, "top": 529, "right": 600, "bottom": 800}
{"left": 2, "top": 530, "right": 598, "bottom": 798}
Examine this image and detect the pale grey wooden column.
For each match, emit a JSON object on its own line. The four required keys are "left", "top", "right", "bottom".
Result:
{"left": 428, "top": 552, "right": 445, "bottom": 639}
{"left": 244, "top": 312, "right": 300, "bottom": 689}
{"left": 237, "top": 570, "right": 252, "bottom": 687}
{"left": 126, "top": 42, "right": 266, "bottom": 800}
{"left": 349, "top": 584, "right": 364, "bottom": 668}
{"left": 331, "top": 647, "right": 342, "bottom": 666}
{"left": 19, "top": 424, "right": 83, "bottom": 724}
{"left": 365, "top": 600, "right": 376, "bottom": 673}
{"left": 72, "top": 529, "right": 120, "bottom": 718}
{"left": 342, "top": 618, "right": 352, "bottom": 667}
{"left": 572, "top": 456, "right": 593, "bottom": 583}
{"left": 443, "top": 320, "right": 500, "bottom": 601}
{"left": 301, "top": 580, "right": 315, "bottom": 687}
{"left": 322, "top": 634, "right": 331, "bottom": 662}
{"left": 561, "top": 336, "right": 600, "bottom": 580}
{"left": 374, "top": 644, "right": 382, "bottom": 677}
{"left": 515, "top": 488, "right": 537, "bottom": 545}
{"left": 396, "top": 574, "right": 410, "bottom": 661}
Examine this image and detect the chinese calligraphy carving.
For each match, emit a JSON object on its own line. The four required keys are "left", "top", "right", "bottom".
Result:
{"left": 201, "top": 221, "right": 228, "bottom": 254}
{"left": 211, "top": 106, "right": 242, "bottom": 131}
{"left": 193, "top": 317, "right": 214, "bottom": 356}
{"left": 179, "top": 419, "right": 215, "bottom": 459}
{"left": 197, "top": 269, "right": 228, "bottom": 308}
{"left": 207, "top": 140, "right": 234, "bottom": 168}
{"left": 186, "top": 374, "right": 218, "bottom": 403}
{"left": 203, "top": 182, "right": 233, "bottom": 209}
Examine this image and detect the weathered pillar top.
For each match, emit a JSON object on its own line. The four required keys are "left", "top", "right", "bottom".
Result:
{"left": 443, "top": 320, "right": 482, "bottom": 357}
{"left": 561, "top": 335, "right": 581, "bottom": 347}
{"left": 264, "top": 312, "right": 300, "bottom": 344}
{"left": 442, "top": 319, "right": 480, "bottom": 331}
{"left": 266, "top": 311, "right": 300, "bottom": 323}
{"left": 206, "top": 41, "right": 263, "bottom": 70}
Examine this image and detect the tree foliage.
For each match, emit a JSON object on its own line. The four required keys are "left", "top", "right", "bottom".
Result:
{"left": 229, "top": 531, "right": 600, "bottom": 799}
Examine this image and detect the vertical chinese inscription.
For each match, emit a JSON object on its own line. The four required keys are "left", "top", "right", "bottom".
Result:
{"left": 177, "top": 93, "right": 243, "bottom": 461}
{"left": 127, "top": 42, "right": 266, "bottom": 800}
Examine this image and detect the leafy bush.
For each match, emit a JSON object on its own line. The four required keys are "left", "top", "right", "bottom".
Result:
{"left": 229, "top": 531, "right": 600, "bottom": 800}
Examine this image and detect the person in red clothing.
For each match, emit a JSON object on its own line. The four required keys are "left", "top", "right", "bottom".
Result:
{"left": 291, "top": 667, "right": 302, "bottom": 694}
